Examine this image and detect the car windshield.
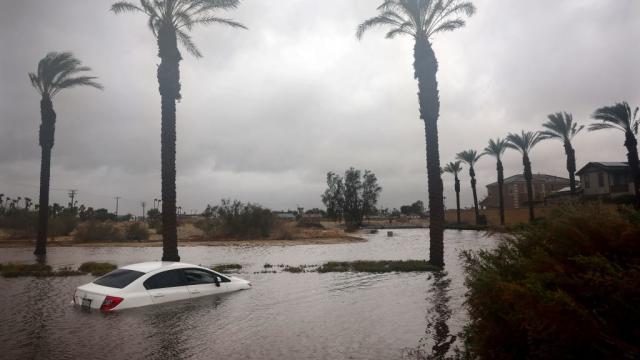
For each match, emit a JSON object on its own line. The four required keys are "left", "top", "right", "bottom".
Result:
{"left": 94, "top": 269, "right": 145, "bottom": 289}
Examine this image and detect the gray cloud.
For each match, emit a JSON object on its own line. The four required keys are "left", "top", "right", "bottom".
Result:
{"left": 1, "top": 0, "right": 639, "bottom": 215}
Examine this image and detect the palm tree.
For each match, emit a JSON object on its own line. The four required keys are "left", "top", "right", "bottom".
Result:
{"left": 483, "top": 138, "right": 509, "bottom": 225}
{"left": 456, "top": 150, "right": 483, "bottom": 224}
{"left": 29, "top": 52, "right": 102, "bottom": 256}
{"left": 506, "top": 131, "right": 545, "bottom": 222}
{"left": 443, "top": 161, "right": 463, "bottom": 224}
{"left": 357, "top": 0, "right": 475, "bottom": 267}
{"left": 589, "top": 102, "right": 640, "bottom": 207}
{"left": 111, "top": 0, "right": 246, "bottom": 261}
{"left": 540, "top": 112, "right": 584, "bottom": 195}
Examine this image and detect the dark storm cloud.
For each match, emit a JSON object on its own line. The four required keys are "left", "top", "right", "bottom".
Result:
{"left": 1, "top": 0, "right": 639, "bottom": 214}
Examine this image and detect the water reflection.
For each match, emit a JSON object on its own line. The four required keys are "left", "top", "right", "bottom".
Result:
{"left": 403, "top": 271, "right": 457, "bottom": 360}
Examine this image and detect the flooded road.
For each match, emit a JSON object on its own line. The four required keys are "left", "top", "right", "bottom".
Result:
{"left": 0, "top": 229, "right": 495, "bottom": 359}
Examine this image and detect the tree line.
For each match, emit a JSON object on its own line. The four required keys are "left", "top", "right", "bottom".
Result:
{"left": 444, "top": 105, "right": 640, "bottom": 227}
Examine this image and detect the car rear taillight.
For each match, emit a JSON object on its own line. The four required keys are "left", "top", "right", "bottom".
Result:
{"left": 100, "top": 296, "right": 124, "bottom": 312}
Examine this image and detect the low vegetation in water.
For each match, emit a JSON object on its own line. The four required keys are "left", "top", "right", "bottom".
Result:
{"left": 462, "top": 204, "right": 640, "bottom": 359}
{"left": 317, "top": 260, "right": 439, "bottom": 273}
{"left": 211, "top": 263, "right": 242, "bottom": 273}
{"left": 0, "top": 261, "right": 117, "bottom": 277}
{"left": 78, "top": 262, "right": 117, "bottom": 276}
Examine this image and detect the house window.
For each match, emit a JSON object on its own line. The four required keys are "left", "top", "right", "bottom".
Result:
{"left": 583, "top": 174, "right": 590, "bottom": 189}
{"left": 598, "top": 172, "right": 604, "bottom": 187}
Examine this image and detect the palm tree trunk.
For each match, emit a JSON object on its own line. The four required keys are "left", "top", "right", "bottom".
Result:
{"left": 35, "top": 96, "right": 55, "bottom": 256}
{"left": 414, "top": 33, "right": 445, "bottom": 267}
{"left": 469, "top": 167, "right": 479, "bottom": 225}
{"left": 497, "top": 160, "right": 505, "bottom": 226}
{"left": 624, "top": 131, "right": 640, "bottom": 208}
{"left": 523, "top": 154, "right": 535, "bottom": 221}
{"left": 564, "top": 142, "right": 577, "bottom": 195}
{"left": 454, "top": 175, "right": 461, "bottom": 224}
{"left": 157, "top": 25, "right": 181, "bottom": 262}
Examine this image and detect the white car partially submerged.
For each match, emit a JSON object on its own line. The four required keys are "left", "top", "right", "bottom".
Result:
{"left": 73, "top": 262, "right": 251, "bottom": 312}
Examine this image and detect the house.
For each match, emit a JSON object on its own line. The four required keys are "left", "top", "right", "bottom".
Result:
{"left": 480, "top": 174, "right": 571, "bottom": 209}
{"left": 576, "top": 162, "right": 635, "bottom": 198}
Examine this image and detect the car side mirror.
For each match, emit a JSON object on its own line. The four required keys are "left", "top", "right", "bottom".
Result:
{"left": 214, "top": 276, "right": 221, "bottom": 287}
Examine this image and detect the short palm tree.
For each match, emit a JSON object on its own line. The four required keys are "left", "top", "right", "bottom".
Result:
{"left": 589, "top": 102, "right": 640, "bottom": 207}
{"left": 357, "top": 0, "right": 475, "bottom": 267}
{"left": 483, "top": 138, "right": 509, "bottom": 226}
{"left": 456, "top": 150, "right": 483, "bottom": 224}
{"left": 29, "top": 52, "right": 102, "bottom": 257}
{"left": 506, "top": 131, "right": 545, "bottom": 222}
{"left": 443, "top": 161, "right": 463, "bottom": 224}
{"left": 540, "top": 112, "right": 584, "bottom": 195}
{"left": 111, "top": 0, "right": 246, "bottom": 261}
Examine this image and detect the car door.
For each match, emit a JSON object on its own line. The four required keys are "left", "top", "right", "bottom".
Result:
{"left": 143, "top": 269, "right": 190, "bottom": 304}
{"left": 184, "top": 268, "right": 226, "bottom": 299}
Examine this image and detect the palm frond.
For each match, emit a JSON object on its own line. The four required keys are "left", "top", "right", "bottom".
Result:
{"left": 443, "top": 160, "right": 463, "bottom": 175}
{"left": 483, "top": 137, "right": 508, "bottom": 159}
{"left": 176, "top": 29, "right": 202, "bottom": 58}
{"left": 506, "top": 131, "right": 544, "bottom": 155}
{"left": 456, "top": 149, "right": 482, "bottom": 166}
{"left": 111, "top": 1, "right": 146, "bottom": 14}
{"left": 29, "top": 52, "right": 102, "bottom": 97}
{"left": 590, "top": 101, "right": 639, "bottom": 135}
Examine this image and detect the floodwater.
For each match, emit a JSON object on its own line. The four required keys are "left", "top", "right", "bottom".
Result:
{"left": 0, "top": 229, "right": 496, "bottom": 360}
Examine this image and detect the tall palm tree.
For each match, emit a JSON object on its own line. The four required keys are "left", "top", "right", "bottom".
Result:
{"left": 483, "top": 138, "right": 509, "bottom": 226}
{"left": 443, "top": 161, "right": 463, "bottom": 224}
{"left": 540, "top": 112, "right": 584, "bottom": 195}
{"left": 456, "top": 150, "right": 483, "bottom": 224}
{"left": 506, "top": 131, "right": 545, "bottom": 222}
{"left": 357, "top": 0, "right": 475, "bottom": 267}
{"left": 112, "top": 0, "right": 246, "bottom": 261}
{"left": 29, "top": 52, "right": 102, "bottom": 257}
{"left": 589, "top": 102, "right": 640, "bottom": 208}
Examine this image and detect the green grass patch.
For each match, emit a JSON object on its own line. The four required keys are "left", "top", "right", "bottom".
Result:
{"left": 263, "top": 263, "right": 273, "bottom": 268}
{"left": 211, "top": 263, "right": 242, "bottom": 273}
{"left": 78, "top": 262, "right": 117, "bottom": 276}
{"left": 317, "top": 260, "right": 440, "bottom": 273}
{"left": 283, "top": 265, "right": 305, "bottom": 273}
{"left": 0, "top": 263, "right": 53, "bottom": 277}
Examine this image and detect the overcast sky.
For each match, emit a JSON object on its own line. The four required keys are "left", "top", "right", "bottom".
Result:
{"left": 1, "top": 0, "right": 639, "bottom": 216}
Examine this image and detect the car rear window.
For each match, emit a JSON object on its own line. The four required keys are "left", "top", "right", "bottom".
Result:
{"left": 94, "top": 269, "right": 145, "bottom": 289}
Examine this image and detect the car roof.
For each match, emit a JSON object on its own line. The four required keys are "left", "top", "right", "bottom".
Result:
{"left": 120, "top": 261, "right": 202, "bottom": 274}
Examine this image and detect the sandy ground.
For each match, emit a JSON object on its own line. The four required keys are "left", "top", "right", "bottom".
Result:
{"left": 0, "top": 222, "right": 365, "bottom": 248}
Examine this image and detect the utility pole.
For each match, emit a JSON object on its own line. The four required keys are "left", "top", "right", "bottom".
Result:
{"left": 68, "top": 189, "right": 78, "bottom": 210}
{"left": 115, "top": 196, "right": 120, "bottom": 220}
{"left": 141, "top": 201, "right": 146, "bottom": 220}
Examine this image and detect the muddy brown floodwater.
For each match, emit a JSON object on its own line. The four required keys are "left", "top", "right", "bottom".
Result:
{"left": 0, "top": 229, "right": 496, "bottom": 360}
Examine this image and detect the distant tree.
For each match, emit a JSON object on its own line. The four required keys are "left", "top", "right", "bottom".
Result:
{"left": 29, "top": 52, "right": 102, "bottom": 256}
{"left": 343, "top": 168, "right": 363, "bottom": 227}
{"left": 400, "top": 200, "right": 426, "bottom": 216}
{"left": 483, "top": 138, "right": 509, "bottom": 225}
{"left": 507, "top": 131, "right": 545, "bottom": 221}
{"left": 357, "top": 0, "right": 475, "bottom": 267}
{"left": 24, "top": 197, "right": 33, "bottom": 210}
{"left": 112, "top": 0, "right": 246, "bottom": 262}
{"left": 321, "top": 172, "right": 345, "bottom": 222}
{"left": 305, "top": 208, "right": 326, "bottom": 216}
{"left": 457, "top": 150, "right": 483, "bottom": 224}
{"left": 443, "top": 161, "right": 463, "bottom": 224}
{"left": 362, "top": 170, "right": 382, "bottom": 219}
{"left": 541, "top": 112, "right": 584, "bottom": 195}
{"left": 589, "top": 102, "right": 640, "bottom": 208}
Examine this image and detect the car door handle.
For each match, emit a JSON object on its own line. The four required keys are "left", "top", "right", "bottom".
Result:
{"left": 190, "top": 290, "right": 200, "bottom": 294}
{"left": 152, "top": 293, "right": 165, "bottom": 298}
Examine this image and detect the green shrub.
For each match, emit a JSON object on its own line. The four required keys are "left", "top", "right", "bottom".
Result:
{"left": 78, "top": 262, "right": 117, "bottom": 276}
{"left": 74, "top": 221, "right": 123, "bottom": 242}
{"left": 204, "top": 200, "right": 274, "bottom": 239}
{"left": 462, "top": 204, "right": 640, "bottom": 359}
{"left": 125, "top": 222, "right": 149, "bottom": 241}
